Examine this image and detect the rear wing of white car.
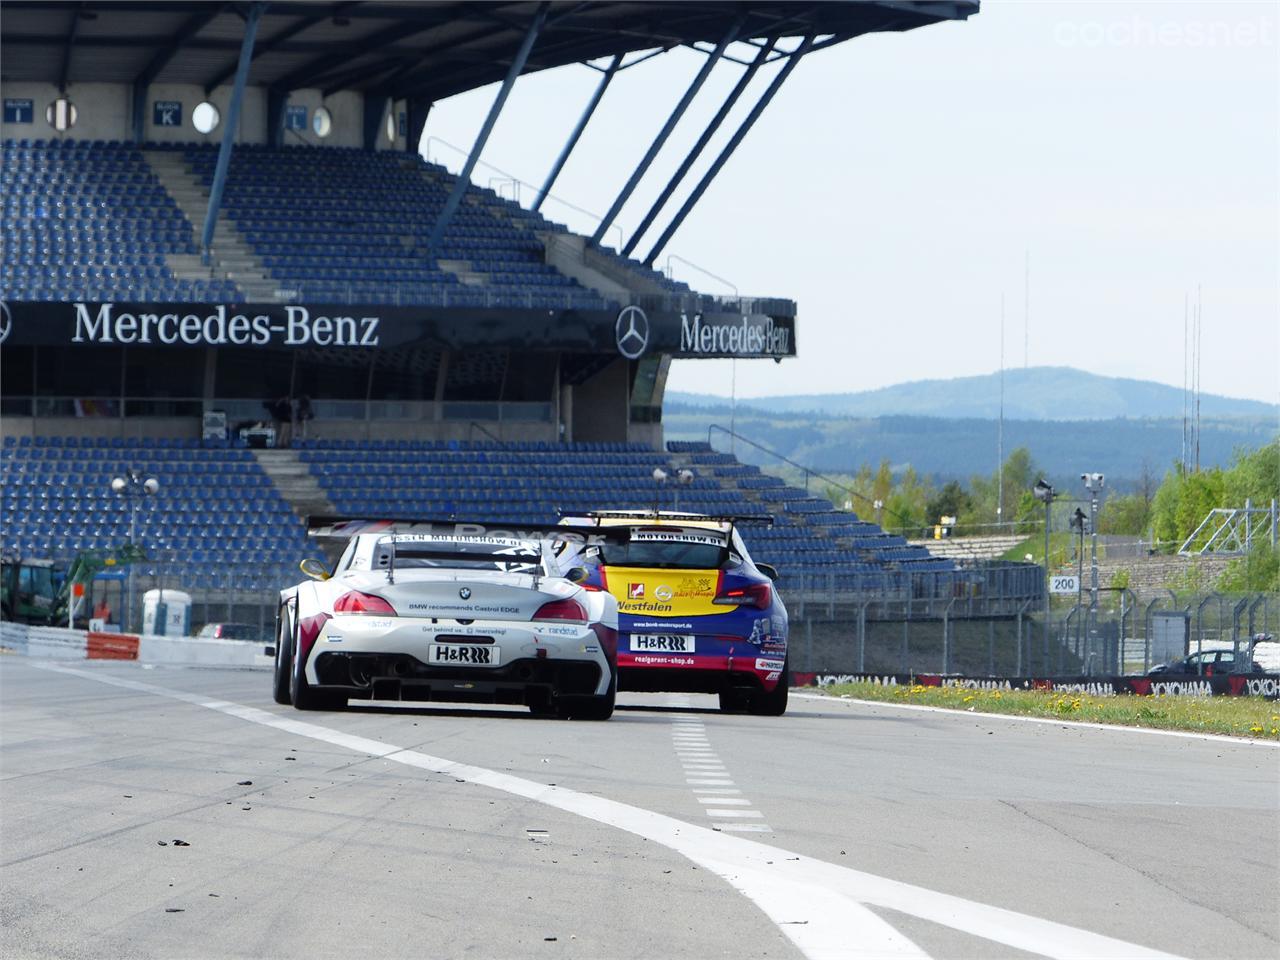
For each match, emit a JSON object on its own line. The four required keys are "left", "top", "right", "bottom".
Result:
{"left": 305, "top": 515, "right": 631, "bottom": 545}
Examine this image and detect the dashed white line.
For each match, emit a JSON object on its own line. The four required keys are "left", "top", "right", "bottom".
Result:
{"left": 698, "top": 797, "right": 751, "bottom": 805}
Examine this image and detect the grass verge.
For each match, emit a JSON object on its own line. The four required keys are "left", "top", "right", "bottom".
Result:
{"left": 814, "top": 681, "right": 1280, "bottom": 740}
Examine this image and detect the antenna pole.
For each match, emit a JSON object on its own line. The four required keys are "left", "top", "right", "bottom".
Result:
{"left": 1023, "top": 248, "right": 1030, "bottom": 368}
{"left": 1187, "top": 288, "right": 1198, "bottom": 478}
{"left": 998, "top": 294, "right": 1005, "bottom": 528}
{"left": 1182, "top": 292, "right": 1188, "bottom": 473}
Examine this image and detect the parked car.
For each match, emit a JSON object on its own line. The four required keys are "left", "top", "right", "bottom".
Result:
{"left": 1148, "top": 648, "right": 1266, "bottom": 676}
{"left": 195, "top": 622, "right": 265, "bottom": 641}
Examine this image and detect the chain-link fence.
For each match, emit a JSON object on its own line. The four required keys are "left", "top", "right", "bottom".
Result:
{"left": 787, "top": 588, "right": 1280, "bottom": 678}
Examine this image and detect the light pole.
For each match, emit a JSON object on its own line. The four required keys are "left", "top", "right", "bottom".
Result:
{"left": 1070, "top": 507, "right": 1087, "bottom": 657}
{"left": 652, "top": 467, "right": 695, "bottom": 513}
{"left": 1081, "top": 473, "right": 1104, "bottom": 613}
{"left": 1032, "top": 478, "right": 1056, "bottom": 671}
{"left": 110, "top": 469, "right": 160, "bottom": 633}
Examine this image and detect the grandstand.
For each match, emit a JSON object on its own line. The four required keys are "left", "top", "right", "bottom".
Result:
{"left": 1, "top": 1, "right": 1002, "bottom": 631}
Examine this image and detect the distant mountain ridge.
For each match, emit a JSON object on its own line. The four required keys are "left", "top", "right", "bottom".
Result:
{"left": 668, "top": 367, "right": 1277, "bottom": 421}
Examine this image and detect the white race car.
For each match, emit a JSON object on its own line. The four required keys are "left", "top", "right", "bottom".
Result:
{"left": 272, "top": 519, "right": 619, "bottom": 719}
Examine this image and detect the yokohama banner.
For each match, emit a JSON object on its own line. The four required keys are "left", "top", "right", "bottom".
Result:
{"left": 792, "top": 671, "right": 1280, "bottom": 700}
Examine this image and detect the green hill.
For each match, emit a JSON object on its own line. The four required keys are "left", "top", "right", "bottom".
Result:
{"left": 669, "top": 366, "right": 1276, "bottom": 422}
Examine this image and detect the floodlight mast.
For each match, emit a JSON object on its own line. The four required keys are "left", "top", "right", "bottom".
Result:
{"left": 1032, "top": 478, "right": 1056, "bottom": 668}
{"left": 109, "top": 469, "right": 160, "bottom": 632}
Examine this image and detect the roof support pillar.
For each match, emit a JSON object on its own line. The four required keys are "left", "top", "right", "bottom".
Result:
{"left": 532, "top": 53, "right": 622, "bottom": 212}
{"left": 622, "top": 38, "right": 775, "bottom": 258}
{"left": 200, "top": 1, "right": 265, "bottom": 262}
{"left": 425, "top": 2, "right": 548, "bottom": 256}
{"left": 645, "top": 35, "right": 813, "bottom": 266}
{"left": 131, "top": 83, "right": 147, "bottom": 144}
{"left": 405, "top": 97, "right": 431, "bottom": 154}
{"left": 266, "top": 87, "right": 286, "bottom": 148}
{"left": 590, "top": 16, "right": 743, "bottom": 247}
{"left": 363, "top": 92, "right": 390, "bottom": 150}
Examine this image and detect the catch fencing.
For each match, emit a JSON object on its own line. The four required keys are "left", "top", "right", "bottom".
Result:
{"left": 787, "top": 587, "right": 1279, "bottom": 679}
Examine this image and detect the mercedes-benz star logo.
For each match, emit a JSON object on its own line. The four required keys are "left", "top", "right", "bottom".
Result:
{"left": 615, "top": 305, "right": 649, "bottom": 360}
{"left": 459, "top": 587, "right": 472, "bottom": 600}
{"left": 0, "top": 302, "right": 11, "bottom": 346}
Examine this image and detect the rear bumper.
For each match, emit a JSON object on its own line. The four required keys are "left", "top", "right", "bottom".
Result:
{"left": 618, "top": 651, "right": 786, "bottom": 694}
{"left": 313, "top": 651, "right": 605, "bottom": 703}
{"left": 305, "top": 615, "right": 611, "bottom": 696}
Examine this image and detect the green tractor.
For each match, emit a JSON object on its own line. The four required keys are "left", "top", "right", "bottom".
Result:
{"left": 0, "top": 554, "right": 61, "bottom": 625}
{"left": 1, "top": 545, "right": 148, "bottom": 627}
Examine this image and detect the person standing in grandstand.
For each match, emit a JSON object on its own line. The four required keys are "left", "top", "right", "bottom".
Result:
{"left": 266, "top": 395, "right": 292, "bottom": 447}
{"left": 295, "top": 395, "right": 314, "bottom": 441}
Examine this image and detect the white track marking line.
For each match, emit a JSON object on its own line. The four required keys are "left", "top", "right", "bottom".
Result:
{"left": 706, "top": 809, "right": 765, "bottom": 818}
{"left": 686, "top": 778, "right": 735, "bottom": 785}
{"left": 692, "top": 787, "right": 742, "bottom": 794}
{"left": 37, "top": 664, "right": 1189, "bottom": 960}
{"left": 716, "top": 823, "right": 774, "bottom": 833}
{"left": 698, "top": 797, "right": 751, "bottom": 805}
{"left": 792, "top": 692, "right": 1280, "bottom": 746}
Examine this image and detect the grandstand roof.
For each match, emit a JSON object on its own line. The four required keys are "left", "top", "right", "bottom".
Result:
{"left": 2, "top": 1, "right": 977, "bottom": 103}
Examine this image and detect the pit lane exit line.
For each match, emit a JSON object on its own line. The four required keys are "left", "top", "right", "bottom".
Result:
{"left": 38, "top": 663, "right": 1186, "bottom": 960}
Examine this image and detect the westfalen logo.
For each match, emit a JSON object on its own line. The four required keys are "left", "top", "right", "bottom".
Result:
{"left": 0, "top": 301, "right": 11, "bottom": 346}
{"left": 615, "top": 305, "right": 649, "bottom": 360}
{"left": 458, "top": 587, "right": 472, "bottom": 600}
{"left": 627, "top": 583, "right": 645, "bottom": 600}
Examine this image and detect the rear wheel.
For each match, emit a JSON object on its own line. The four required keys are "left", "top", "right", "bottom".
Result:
{"left": 290, "top": 617, "right": 345, "bottom": 712}
{"left": 748, "top": 662, "right": 790, "bottom": 717}
{"left": 556, "top": 669, "right": 616, "bottom": 721}
{"left": 718, "top": 688, "right": 750, "bottom": 713}
{"left": 272, "top": 606, "right": 293, "bottom": 705}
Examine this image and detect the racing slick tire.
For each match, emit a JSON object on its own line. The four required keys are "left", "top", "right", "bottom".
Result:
{"left": 289, "top": 618, "right": 345, "bottom": 712}
{"left": 555, "top": 670, "right": 616, "bottom": 721}
{"left": 748, "top": 662, "right": 789, "bottom": 717}
{"left": 718, "top": 688, "right": 750, "bottom": 713}
{"left": 272, "top": 607, "right": 293, "bottom": 705}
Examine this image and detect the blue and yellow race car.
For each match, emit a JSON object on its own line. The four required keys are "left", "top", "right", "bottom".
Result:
{"left": 561, "top": 512, "right": 789, "bottom": 715}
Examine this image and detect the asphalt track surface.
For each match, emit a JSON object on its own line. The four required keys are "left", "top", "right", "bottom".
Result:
{"left": 2, "top": 658, "right": 1277, "bottom": 960}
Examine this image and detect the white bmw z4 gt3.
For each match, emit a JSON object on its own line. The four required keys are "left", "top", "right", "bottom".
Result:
{"left": 273, "top": 519, "right": 619, "bottom": 719}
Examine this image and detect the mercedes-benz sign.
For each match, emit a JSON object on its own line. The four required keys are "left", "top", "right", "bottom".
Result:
{"left": 615, "top": 305, "right": 649, "bottom": 360}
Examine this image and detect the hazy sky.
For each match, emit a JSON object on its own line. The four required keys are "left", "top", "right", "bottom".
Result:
{"left": 424, "top": 1, "right": 1278, "bottom": 404}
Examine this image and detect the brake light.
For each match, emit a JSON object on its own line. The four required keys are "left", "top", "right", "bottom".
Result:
{"left": 533, "top": 598, "right": 587, "bottom": 623}
{"left": 333, "top": 590, "right": 397, "bottom": 615}
{"left": 714, "top": 582, "right": 771, "bottom": 609}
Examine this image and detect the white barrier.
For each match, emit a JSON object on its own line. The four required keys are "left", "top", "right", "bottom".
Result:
{"left": 137, "top": 634, "right": 272, "bottom": 668}
{"left": 1, "top": 620, "right": 270, "bottom": 669}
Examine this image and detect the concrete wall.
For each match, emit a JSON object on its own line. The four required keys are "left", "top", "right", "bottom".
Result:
{"left": 1, "top": 81, "right": 130, "bottom": 141}
{"left": 1, "top": 81, "right": 378, "bottom": 150}
{"left": 572, "top": 359, "right": 630, "bottom": 443}
{"left": 279, "top": 89, "right": 362, "bottom": 149}
{"left": 145, "top": 83, "right": 267, "bottom": 145}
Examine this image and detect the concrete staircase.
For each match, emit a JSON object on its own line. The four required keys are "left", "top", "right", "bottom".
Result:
{"left": 145, "top": 150, "right": 282, "bottom": 302}
{"left": 252, "top": 448, "right": 335, "bottom": 522}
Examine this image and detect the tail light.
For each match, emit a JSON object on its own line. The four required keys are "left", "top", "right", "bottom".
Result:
{"left": 590, "top": 623, "right": 618, "bottom": 664}
{"left": 533, "top": 598, "right": 587, "bottom": 623}
{"left": 714, "top": 582, "right": 771, "bottom": 609}
{"left": 334, "top": 590, "right": 397, "bottom": 615}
